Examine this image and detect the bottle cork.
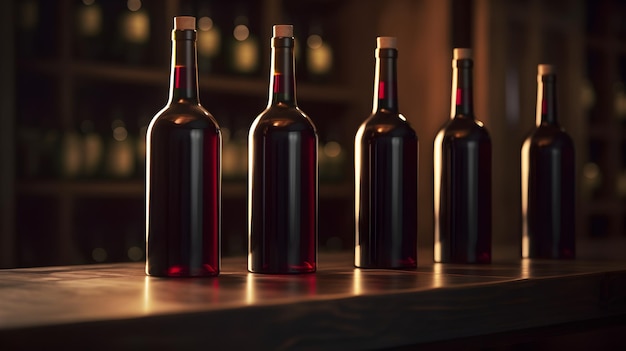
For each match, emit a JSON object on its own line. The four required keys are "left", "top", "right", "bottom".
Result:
{"left": 273, "top": 25, "right": 293, "bottom": 38}
{"left": 377, "top": 37, "right": 397, "bottom": 49}
{"left": 538, "top": 64, "right": 556, "bottom": 75}
{"left": 174, "top": 16, "right": 195, "bottom": 31}
{"left": 453, "top": 48, "right": 472, "bottom": 60}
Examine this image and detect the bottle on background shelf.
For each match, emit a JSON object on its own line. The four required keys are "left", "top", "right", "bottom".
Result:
{"left": 79, "top": 117, "right": 104, "bottom": 178}
{"left": 354, "top": 37, "right": 418, "bottom": 269}
{"left": 196, "top": 4, "right": 222, "bottom": 73}
{"left": 305, "top": 21, "right": 333, "bottom": 81}
{"left": 434, "top": 48, "right": 492, "bottom": 264}
{"left": 59, "top": 127, "right": 83, "bottom": 179}
{"left": 146, "top": 16, "right": 222, "bottom": 277}
{"left": 75, "top": 0, "right": 104, "bottom": 59}
{"left": 105, "top": 108, "right": 135, "bottom": 178}
{"left": 319, "top": 138, "right": 345, "bottom": 182}
{"left": 229, "top": 9, "right": 259, "bottom": 75}
{"left": 248, "top": 25, "right": 318, "bottom": 274}
{"left": 118, "top": 0, "right": 150, "bottom": 65}
{"left": 521, "top": 64, "right": 575, "bottom": 259}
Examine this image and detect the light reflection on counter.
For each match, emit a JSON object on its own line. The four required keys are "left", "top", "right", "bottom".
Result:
{"left": 245, "top": 273, "right": 317, "bottom": 304}
{"left": 521, "top": 258, "right": 531, "bottom": 279}
{"left": 143, "top": 276, "right": 150, "bottom": 313}
{"left": 353, "top": 268, "right": 363, "bottom": 295}
{"left": 433, "top": 263, "right": 444, "bottom": 288}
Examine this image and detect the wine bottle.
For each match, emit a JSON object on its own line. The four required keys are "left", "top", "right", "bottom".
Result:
{"left": 146, "top": 16, "right": 221, "bottom": 277}
{"left": 434, "top": 48, "right": 492, "bottom": 264}
{"left": 248, "top": 25, "right": 318, "bottom": 274}
{"left": 521, "top": 64, "right": 575, "bottom": 259}
{"left": 354, "top": 37, "right": 418, "bottom": 269}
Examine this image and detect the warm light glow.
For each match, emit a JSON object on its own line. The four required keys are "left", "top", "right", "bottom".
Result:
{"left": 173, "top": 116, "right": 195, "bottom": 125}
{"left": 233, "top": 39, "right": 258, "bottom": 73}
{"left": 77, "top": 1, "right": 102, "bottom": 37}
{"left": 306, "top": 41, "right": 333, "bottom": 75}
{"left": 581, "top": 80, "right": 595, "bottom": 110}
{"left": 245, "top": 273, "right": 255, "bottom": 304}
{"left": 374, "top": 124, "right": 395, "bottom": 134}
{"left": 198, "top": 26, "right": 220, "bottom": 58}
{"left": 143, "top": 276, "right": 151, "bottom": 313}
{"left": 233, "top": 24, "right": 250, "bottom": 41}
{"left": 614, "top": 82, "right": 626, "bottom": 117}
{"left": 127, "top": 0, "right": 141, "bottom": 12}
{"left": 306, "top": 34, "right": 323, "bottom": 49}
{"left": 198, "top": 16, "right": 213, "bottom": 31}
{"left": 353, "top": 268, "right": 363, "bottom": 295}
{"left": 113, "top": 126, "right": 128, "bottom": 141}
{"left": 323, "top": 141, "right": 341, "bottom": 158}
{"left": 83, "top": 131, "right": 103, "bottom": 175}
{"left": 137, "top": 126, "right": 147, "bottom": 160}
{"left": 583, "top": 162, "right": 600, "bottom": 180}
{"left": 121, "top": 8, "right": 149, "bottom": 43}
{"left": 521, "top": 258, "right": 530, "bottom": 279}
{"left": 433, "top": 263, "right": 444, "bottom": 288}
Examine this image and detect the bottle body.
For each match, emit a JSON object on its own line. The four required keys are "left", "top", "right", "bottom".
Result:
{"left": 146, "top": 17, "right": 221, "bottom": 277}
{"left": 355, "top": 37, "right": 418, "bottom": 269}
{"left": 522, "top": 66, "right": 575, "bottom": 259}
{"left": 434, "top": 49, "right": 492, "bottom": 264}
{"left": 248, "top": 25, "right": 318, "bottom": 274}
{"left": 146, "top": 104, "right": 221, "bottom": 276}
{"left": 434, "top": 117, "right": 491, "bottom": 263}
{"left": 248, "top": 107, "right": 318, "bottom": 273}
{"left": 355, "top": 112, "right": 418, "bottom": 268}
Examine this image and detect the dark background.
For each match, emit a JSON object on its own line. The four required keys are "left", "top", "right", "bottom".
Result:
{"left": 1, "top": 0, "right": 625, "bottom": 268}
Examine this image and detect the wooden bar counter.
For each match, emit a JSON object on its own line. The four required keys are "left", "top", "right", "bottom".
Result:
{"left": 1, "top": 251, "right": 625, "bottom": 350}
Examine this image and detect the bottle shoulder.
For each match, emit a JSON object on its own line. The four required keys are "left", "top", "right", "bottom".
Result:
{"left": 525, "top": 125, "right": 574, "bottom": 149}
{"left": 252, "top": 104, "right": 317, "bottom": 133}
{"left": 358, "top": 111, "right": 417, "bottom": 139}
{"left": 436, "top": 115, "right": 490, "bottom": 141}
{"left": 150, "top": 102, "right": 220, "bottom": 130}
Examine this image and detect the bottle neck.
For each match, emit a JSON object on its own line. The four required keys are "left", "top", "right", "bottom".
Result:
{"left": 168, "top": 29, "right": 200, "bottom": 104}
{"left": 268, "top": 37, "right": 296, "bottom": 107}
{"left": 536, "top": 74, "right": 558, "bottom": 126}
{"left": 373, "top": 48, "right": 399, "bottom": 113}
{"left": 450, "top": 59, "right": 474, "bottom": 119}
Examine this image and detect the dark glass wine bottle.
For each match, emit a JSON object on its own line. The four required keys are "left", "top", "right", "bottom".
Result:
{"left": 521, "top": 64, "right": 575, "bottom": 259}
{"left": 146, "top": 16, "right": 221, "bottom": 277}
{"left": 434, "top": 48, "right": 492, "bottom": 264}
{"left": 248, "top": 25, "right": 318, "bottom": 274}
{"left": 354, "top": 37, "right": 418, "bottom": 269}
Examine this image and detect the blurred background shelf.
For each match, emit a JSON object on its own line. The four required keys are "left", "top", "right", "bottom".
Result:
{"left": 20, "top": 60, "right": 355, "bottom": 102}
{"left": 3, "top": 0, "right": 626, "bottom": 268}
